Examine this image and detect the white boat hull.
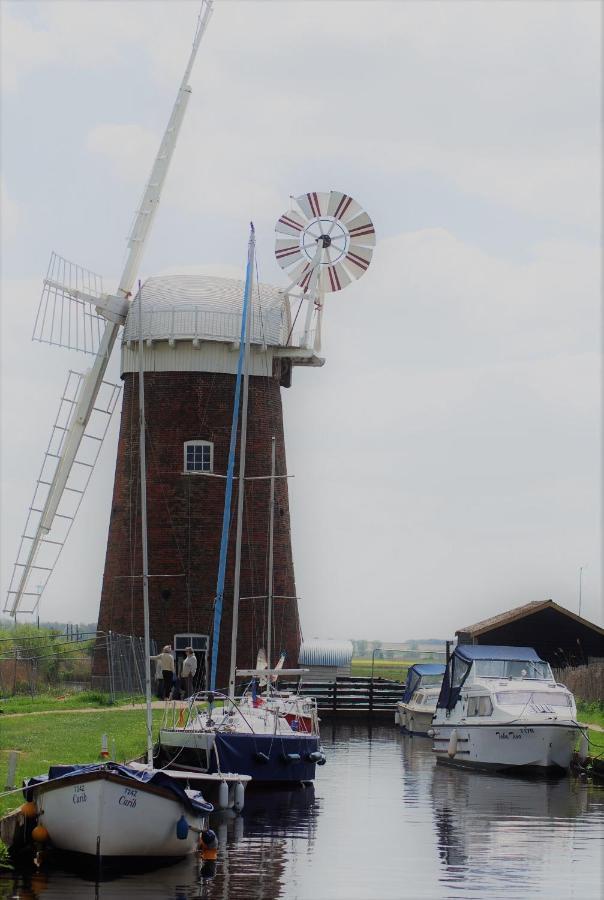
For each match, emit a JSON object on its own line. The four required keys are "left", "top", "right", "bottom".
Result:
{"left": 396, "top": 703, "right": 434, "bottom": 736}
{"left": 33, "top": 772, "right": 206, "bottom": 858}
{"left": 432, "top": 722, "right": 580, "bottom": 771}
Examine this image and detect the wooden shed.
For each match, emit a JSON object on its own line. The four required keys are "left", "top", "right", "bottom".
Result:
{"left": 456, "top": 600, "right": 604, "bottom": 668}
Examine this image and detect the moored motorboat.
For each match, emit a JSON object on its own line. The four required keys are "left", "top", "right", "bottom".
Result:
{"left": 431, "top": 645, "right": 581, "bottom": 772}
{"left": 395, "top": 663, "right": 445, "bottom": 735}
{"left": 22, "top": 763, "right": 212, "bottom": 861}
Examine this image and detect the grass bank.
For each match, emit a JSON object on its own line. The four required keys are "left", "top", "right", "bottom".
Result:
{"left": 0, "top": 691, "right": 145, "bottom": 715}
{"left": 0, "top": 708, "right": 164, "bottom": 818}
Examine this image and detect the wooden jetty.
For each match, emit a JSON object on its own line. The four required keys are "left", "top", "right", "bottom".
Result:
{"left": 281, "top": 676, "right": 404, "bottom": 720}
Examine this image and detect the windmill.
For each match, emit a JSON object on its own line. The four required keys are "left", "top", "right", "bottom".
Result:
{"left": 275, "top": 191, "right": 375, "bottom": 351}
{"left": 4, "top": 1, "right": 214, "bottom": 619}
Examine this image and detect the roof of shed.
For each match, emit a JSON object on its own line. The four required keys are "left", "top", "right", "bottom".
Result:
{"left": 299, "top": 639, "right": 353, "bottom": 667}
{"left": 457, "top": 599, "right": 604, "bottom": 638}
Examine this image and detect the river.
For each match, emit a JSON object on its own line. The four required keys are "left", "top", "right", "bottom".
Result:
{"left": 3, "top": 722, "right": 603, "bottom": 899}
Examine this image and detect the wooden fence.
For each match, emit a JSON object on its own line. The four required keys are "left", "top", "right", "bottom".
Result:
{"left": 280, "top": 676, "right": 405, "bottom": 719}
{"left": 553, "top": 662, "right": 604, "bottom": 704}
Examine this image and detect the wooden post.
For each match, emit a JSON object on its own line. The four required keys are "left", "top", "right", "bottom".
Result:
{"left": 332, "top": 679, "right": 337, "bottom": 715}
{"left": 369, "top": 675, "right": 374, "bottom": 718}
{"left": 5, "top": 751, "right": 18, "bottom": 790}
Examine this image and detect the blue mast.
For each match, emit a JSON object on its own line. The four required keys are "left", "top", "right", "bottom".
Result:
{"left": 209, "top": 223, "right": 256, "bottom": 691}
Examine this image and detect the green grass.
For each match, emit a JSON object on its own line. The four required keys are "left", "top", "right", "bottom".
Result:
{"left": 0, "top": 708, "right": 164, "bottom": 818}
{"left": 576, "top": 700, "right": 604, "bottom": 730}
{"left": 0, "top": 691, "right": 145, "bottom": 714}
{"left": 351, "top": 658, "right": 422, "bottom": 682}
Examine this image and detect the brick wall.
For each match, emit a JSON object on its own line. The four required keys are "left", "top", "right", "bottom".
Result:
{"left": 94, "top": 369, "right": 301, "bottom": 689}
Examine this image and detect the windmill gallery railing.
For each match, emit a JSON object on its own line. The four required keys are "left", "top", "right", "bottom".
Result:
{"left": 279, "top": 676, "right": 405, "bottom": 719}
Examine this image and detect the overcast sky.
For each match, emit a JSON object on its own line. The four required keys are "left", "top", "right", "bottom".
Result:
{"left": 1, "top": 0, "right": 601, "bottom": 640}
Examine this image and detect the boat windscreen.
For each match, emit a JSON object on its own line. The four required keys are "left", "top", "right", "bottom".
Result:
{"left": 474, "top": 659, "right": 552, "bottom": 680}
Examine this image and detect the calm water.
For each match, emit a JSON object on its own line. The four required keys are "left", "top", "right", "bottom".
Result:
{"left": 3, "top": 723, "right": 603, "bottom": 899}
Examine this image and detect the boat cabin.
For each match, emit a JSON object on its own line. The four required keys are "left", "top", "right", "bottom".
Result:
{"left": 402, "top": 663, "right": 445, "bottom": 703}
{"left": 436, "top": 644, "right": 558, "bottom": 713}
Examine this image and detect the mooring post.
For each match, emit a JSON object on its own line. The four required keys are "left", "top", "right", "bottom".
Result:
{"left": 369, "top": 676, "right": 374, "bottom": 719}
{"left": 332, "top": 679, "right": 337, "bottom": 715}
{"left": 5, "top": 751, "right": 18, "bottom": 790}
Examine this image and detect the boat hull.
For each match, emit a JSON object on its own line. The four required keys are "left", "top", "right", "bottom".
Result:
{"left": 32, "top": 771, "right": 205, "bottom": 859}
{"left": 396, "top": 703, "right": 434, "bottom": 736}
{"left": 159, "top": 729, "right": 322, "bottom": 783}
{"left": 432, "top": 722, "right": 580, "bottom": 772}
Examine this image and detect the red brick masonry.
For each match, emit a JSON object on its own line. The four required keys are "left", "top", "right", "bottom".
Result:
{"left": 94, "top": 369, "right": 300, "bottom": 689}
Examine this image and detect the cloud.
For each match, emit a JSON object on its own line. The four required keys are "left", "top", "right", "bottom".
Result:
{"left": 1, "top": 178, "right": 23, "bottom": 241}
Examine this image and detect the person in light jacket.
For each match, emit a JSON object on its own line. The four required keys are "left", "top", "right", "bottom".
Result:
{"left": 181, "top": 647, "right": 198, "bottom": 698}
{"left": 150, "top": 645, "right": 175, "bottom": 699}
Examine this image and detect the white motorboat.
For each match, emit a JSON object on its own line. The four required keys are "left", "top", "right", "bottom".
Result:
{"left": 395, "top": 663, "right": 445, "bottom": 735}
{"left": 23, "top": 763, "right": 212, "bottom": 860}
{"left": 430, "top": 645, "right": 581, "bottom": 772}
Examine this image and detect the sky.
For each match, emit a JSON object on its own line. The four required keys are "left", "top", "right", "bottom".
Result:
{"left": 1, "top": 0, "right": 601, "bottom": 640}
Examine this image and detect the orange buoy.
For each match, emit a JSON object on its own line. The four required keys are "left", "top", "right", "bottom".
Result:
{"left": 20, "top": 801, "right": 38, "bottom": 819}
{"left": 31, "top": 824, "right": 49, "bottom": 843}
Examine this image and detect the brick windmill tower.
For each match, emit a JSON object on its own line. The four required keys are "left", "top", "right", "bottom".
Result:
{"left": 4, "top": 3, "right": 376, "bottom": 691}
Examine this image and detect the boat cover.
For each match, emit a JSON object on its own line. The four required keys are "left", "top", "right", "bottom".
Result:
{"left": 436, "top": 645, "right": 544, "bottom": 712}
{"left": 25, "top": 762, "right": 213, "bottom": 815}
{"left": 402, "top": 664, "right": 446, "bottom": 703}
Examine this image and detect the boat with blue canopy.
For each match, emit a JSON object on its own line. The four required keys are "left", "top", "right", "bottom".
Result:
{"left": 430, "top": 645, "right": 582, "bottom": 772}
{"left": 395, "top": 663, "right": 445, "bottom": 735}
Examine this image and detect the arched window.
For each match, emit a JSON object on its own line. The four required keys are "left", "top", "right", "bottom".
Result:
{"left": 184, "top": 440, "right": 213, "bottom": 473}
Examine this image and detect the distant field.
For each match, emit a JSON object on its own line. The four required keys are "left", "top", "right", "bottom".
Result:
{"left": 350, "top": 658, "right": 417, "bottom": 682}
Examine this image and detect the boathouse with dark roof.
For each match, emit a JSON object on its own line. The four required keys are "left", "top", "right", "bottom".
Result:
{"left": 456, "top": 600, "right": 604, "bottom": 669}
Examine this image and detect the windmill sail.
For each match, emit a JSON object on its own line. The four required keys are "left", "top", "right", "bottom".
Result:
{"left": 5, "top": 372, "right": 120, "bottom": 616}
{"left": 33, "top": 252, "right": 106, "bottom": 355}
{"left": 5, "top": 0, "right": 214, "bottom": 618}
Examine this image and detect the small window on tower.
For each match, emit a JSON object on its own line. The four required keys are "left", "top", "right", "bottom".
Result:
{"left": 184, "top": 440, "right": 213, "bottom": 474}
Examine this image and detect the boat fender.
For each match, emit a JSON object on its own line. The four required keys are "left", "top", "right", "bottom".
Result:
{"left": 578, "top": 732, "right": 589, "bottom": 764}
{"left": 218, "top": 781, "right": 229, "bottom": 810}
{"left": 176, "top": 815, "right": 190, "bottom": 840}
{"left": 234, "top": 782, "right": 245, "bottom": 813}
{"left": 254, "top": 751, "right": 270, "bottom": 764}
{"left": 20, "top": 801, "right": 38, "bottom": 819}
{"left": 31, "top": 824, "right": 49, "bottom": 844}
{"left": 200, "top": 829, "right": 218, "bottom": 861}
{"left": 427, "top": 729, "right": 435, "bottom": 738}
{"left": 447, "top": 729, "right": 458, "bottom": 758}
{"left": 280, "top": 752, "right": 301, "bottom": 764}
{"left": 306, "top": 751, "right": 325, "bottom": 764}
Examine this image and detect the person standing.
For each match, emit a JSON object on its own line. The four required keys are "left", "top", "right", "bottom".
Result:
{"left": 150, "top": 645, "right": 175, "bottom": 699}
{"left": 181, "top": 646, "right": 198, "bottom": 698}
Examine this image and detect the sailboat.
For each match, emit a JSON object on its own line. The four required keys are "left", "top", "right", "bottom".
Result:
{"left": 157, "top": 225, "right": 325, "bottom": 784}
{"left": 21, "top": 284, "right": 214, "bottom": 863}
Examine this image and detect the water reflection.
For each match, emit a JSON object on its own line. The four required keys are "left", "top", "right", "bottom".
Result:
{"left": 2, "top": 724, "right": 603, "bottom": 900}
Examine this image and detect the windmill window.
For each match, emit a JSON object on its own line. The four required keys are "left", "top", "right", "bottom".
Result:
{"left": 184, "top": 441, "right": 213, "bottom": 473}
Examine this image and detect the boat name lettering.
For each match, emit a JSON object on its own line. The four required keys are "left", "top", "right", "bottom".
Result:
{"left": 72, "top": 784, "right": 87, "bottom": 804}
{"left": 118, "top": 788, "right": 138, "bottom": 808}
{"left": 496, "top": 728, "right": 534, "bottom": 740}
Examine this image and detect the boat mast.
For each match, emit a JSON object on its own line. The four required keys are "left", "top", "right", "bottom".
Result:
{"left": 266, "top": 436, "right": 276, "bottom": 670}
{"left": 228, "top": 224, "right": 256, "bottom": 699}
{"left": 209, "top": 224, "right": 255, "bottom": 691}
{"left": 137, "top": 284, "right": 154, "bottom": 767}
